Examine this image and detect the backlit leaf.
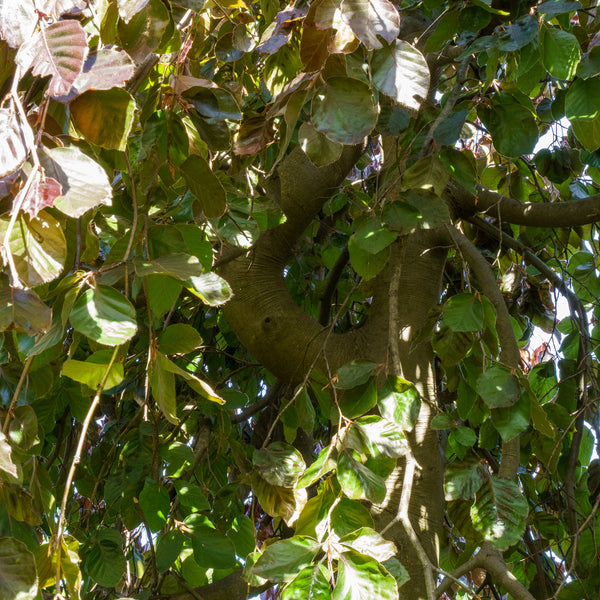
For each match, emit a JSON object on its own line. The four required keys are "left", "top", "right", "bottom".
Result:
{"left": 70, "top": 88, "right": 135, "bottom": 151}
{"left": 372, "top": 41, "right": 430, "bottom": 111}
{"left": 69, "top": 286, "right": 137, "bottom": 346}
{"left": 178, "top": 155, "right": 226, "bottom": 218}
{"left": 250, "top": 536, "right": 320, "bottom": 582}
{"left": 341, "top": 0, "right": 399, "bottom": 50}
{"left": 253, "top": 442, "right": 306, "bottom": 487}
{"left": 0, "top": 211, "right": 66, "bottom": 286}
{"left": 37, "top": 146, "right": 112, "bottom": 218}
{"left": 0, "top": 285, "right": 52, "bottom": 335}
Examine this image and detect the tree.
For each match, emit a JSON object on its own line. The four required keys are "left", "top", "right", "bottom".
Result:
{"left": 1, "top": 0, "right": 600, "bottom": 598}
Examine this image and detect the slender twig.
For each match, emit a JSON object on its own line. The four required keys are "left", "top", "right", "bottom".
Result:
{"left": 2, "top": 354, "right": 34, "bottom": 433}
{"left": 54, "top": 346, "right": 120, "bottom": 581}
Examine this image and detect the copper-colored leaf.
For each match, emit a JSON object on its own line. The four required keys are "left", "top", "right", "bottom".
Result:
{"left": 56, "top": 49, "right": 135, "bottom": 103}
{"left": 301, "top": 4, "right": 333, "bottom": 73}
{"left": 20, "top": 175, "right": 62, "bottom": 219}
{"left": 233, "top": 117, "right": 275, "bottom": 155}
{"left": 0, "top": 285, "right": 52, "bottom": 335}
{"left": 341, "top": 0, "right": 400, "bottom": 50}
{"left": 16, "top": 20, "right": 88, "bottom": 97}
{"left": 0, "top": 105, "right": 34, "bottom": 178}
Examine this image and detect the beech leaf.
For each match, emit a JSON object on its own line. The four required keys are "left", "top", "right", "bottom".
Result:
{"left": 16, "top": 20, "right": 88, "bottom": 97}
{"left": 20, "top": 174, "right": 62, "bottom": 219}
{"left": 0, "top": 106, "right": 34, "bottom": 178}
{"left": 37, "top": 146, "right": 112, "bottom": 217}
{"left": 341, "top": 0, "right": 400, "bottom": 50}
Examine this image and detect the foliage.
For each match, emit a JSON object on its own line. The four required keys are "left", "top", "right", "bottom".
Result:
{"left": 1, "top": 0, "right": 600, "bottom": 599}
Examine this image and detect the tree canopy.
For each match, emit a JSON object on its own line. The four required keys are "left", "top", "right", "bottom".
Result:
{"left": 2, "top": 0, "right": 600, "bottom": 599}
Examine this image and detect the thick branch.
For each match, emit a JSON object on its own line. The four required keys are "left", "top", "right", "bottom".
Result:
{"left": 447, "top": 180, "right": 600, "bottom": 227}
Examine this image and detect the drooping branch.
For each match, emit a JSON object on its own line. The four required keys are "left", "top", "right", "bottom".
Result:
{"left": 444, "top": 225, "right": 520, "bottom": 479}
{"left": 447, "top": 180, "right": 600, "bottom": 227}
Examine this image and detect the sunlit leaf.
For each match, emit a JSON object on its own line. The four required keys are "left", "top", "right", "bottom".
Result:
{"left": 332, "top": 549, "right": 398, "bottom": 600}
{"left": 341, "top": 0, "right": 399, "bottom": 50}
{"left": 69, "top": 286, "right": 137, "bottom": 346}
{"left": 0, "top": 211, "right": 66, "bottom": 286}
{"left": 0, "top": 106, "right": 34, "bottom": 178}
{"left": 249, "top": 536, "right": 320, "bottom": 582}
{"left": 37, "top": 146, "right": 112, "bottom": 218}
{"left": 16, "top": 20, "right": 87, "bottom": 97}
{"left": 471, "top": 476, "right": 528, "bottom": 550}
{"left": 372, "top": 41, "right": 430, "bottom": 111}
{"left": 253, "top": 442, "right": 306, "bottom": 487}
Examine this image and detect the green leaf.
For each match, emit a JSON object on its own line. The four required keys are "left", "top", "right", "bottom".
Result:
{"left": 70, "top": 88, "right": 135, "bottom": 150}
{"left": 148, "top": 275, "right": 182, "bottom": 318}
{"left": 174, "top": 480, "right": 210, "bottom": 510}
{"left": 538, "top": 0, "right": 581, "bottom": 16}
{"left": 372, "top": 40, "right": 429, "bottom": 112}
{"left": 382, "top": 557, "right": 410, "bottom": 590}
{"left": 150, "top": 351, "right": 177, "bottom": 424}
{"left": 565, "top": 78, "right": 600, "bottom": 151}
{"left": 298, "top": 122, "right": 343, "bottom": 167}
{"left": 442, "top": 293, "right": 484, "bottom": 332}
{"left": 540, "top": 25, "right": 581, "bottom": 81}
{"left": 331, "top": 498, "right": 374, "bottom": 537}
{"left": 332, "top": 549, "right": 398, "bottom": 600}
{"left": 7, "top": 405, "right": 38, "bottom": 451}
{"left": 444, "top": 459, "right": 487, "bottom": 501}
{"left": 476, "top": 365, "right": 521, "bottom": 408}
{"left": 70, "top": 286, "right": 137, "bottom": 346}
{"left": 251, "top": 472, "right": 307, "bottom": 525}
{"left": 377, "top": 375, "right": 420, "bottom": 431}
{"left": 191, "top": 523, "right": 237, "bottom": 569}
{"left": 337, "top": 451, "right": 386, "bottom": 503}
{"left": 477, "top": 93, "right": 538, "bottom": 157}
{"left": 354, "top": 416, "right": 408, "bottom": 458}
{"left": 281, "top": 564, "right": 331, "bottom": 600}
{"left": 178, "top": 155, "right": 226, "bottom": 218}
{"left": 335, "top": 360, "right": 378, "bottom": 389}
{"left": 134, "top": 253, "right": 204, "bottom": 280}
{"left": 0, "top": 211, "right": 66, "bottom": 286}
{"left": 156, "top": 530, "right": 184, "bottom": 573}
{"left": 0, "top": 536, "right": 38, "bottom": 600}
{"left": 297, "top": 446, "right": 337, "bottom": 489}
{"left": 250, "top": 536, "right": 320, "bottom": 582}
{"left": 253, "top": 442, "right": 306, "bottom": 487}
{"left": 471, "top": 476, "right": 528, "bottom": 550}
{"left": 62, "top": 352, "right": 124, "bottom": 389}
{"left": 353, "top": 219, "right": 397, "bottom": 255}
{"left": 339, "top": 528, "right": 396, "bottom": 562}
{"left": 158, "top": 323, "right": 203, "bottom": 355}
{"left": 229, "top": 515, "right": 255, "bottom": 558}
{"left": 186, "top": 272, "right": 233, "bottom": 306}
{"left": 491, "top": 391, "right": 530, "bottom": 441}
{"left": 139, "top": 479, "right": 170, "bottom": 532}
{"left": 82, "top": 529, "right": 126, "bottom": 588}
{"left": 37, "top": 146, "right": 112, "bottom": 217}
{"left": 158, "top": 353, "right": 224, "bottom": 404}
{"left": 348, "top": 236, "right": 390, "bottom": 280}
{"left": 312, "top": 77, "right": 378, "bottom": 144}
